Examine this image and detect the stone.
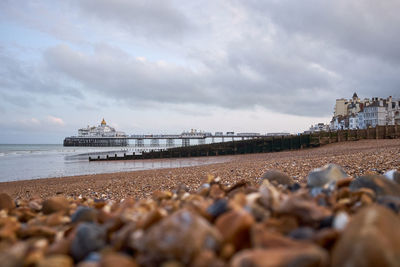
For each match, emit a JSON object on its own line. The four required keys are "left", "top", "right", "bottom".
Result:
{"left": 332, "top": 211, "right": 349, "bottom": 231}
{"left": 70, "top": 222, "right": 106, "bottom": 262}
{"left": 191, "top": 250, "right": 226, "bottom": 267}
{"left": 251, "top": 224, "right": 304, "bottom": 248}
{"left": 278, "top": 195, "right": 331, "bottom": 225}
{"left": 307, "top": 163, "right": 348, "bottom": 187}
{"left": 42, "top": 197, "right": 70, "bottom": 215}
{"left": 230, "top": 247, "right": 328, "bottom": 267}
{"left": 100, "top": 252, "right": 138, "bottom": 267}
{"left": 377, "top": 196, "right": 400, "bottom": 213}
{"left": 133, "top": 209, "right": 221, "bottom": 265}
{"left": 0, "top": 252, "right": 23, "bottom": 267}
{"left": 0, "top": 193, "right": 15, "bottom": 211}
{"left": 37, "top": 255, "right": 73, "bottom": 267}
{"left": 215, "top": 209, "right": 254, "bottom": 250}
{"left": 209, "top": 184, "right": 225, "bottom": 199}
{"left": 384, "top": 169, "right": 400, "bottom": 184}
{"left": 260, "top": 170, "right": 292, "bottom": 186}
{"left": 288, "top": 227, "right": 315, "bottom": 240}
{"left": 71, "top": 206, "right": 98, "bottom": 224}
{"left": 349, "top": 175, "right": 400, "bottom": 197}
{"left": 206, "top": 199, "right": 229, "bottom": 219}
{"left": 332, "top": 205, "right": 400, "bottom": 267}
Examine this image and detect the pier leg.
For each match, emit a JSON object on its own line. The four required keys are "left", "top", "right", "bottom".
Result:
{"left": 135, "top": 139, "right": 144, "bottom": 147}
{"left": 167, "top": 139, "right": 175, "bottom": 147}
{"left": 182, "top": 139, "right": 190, "bottom": 147}
{"left": 151, "top": 139, "right": 160, "bottom": 147}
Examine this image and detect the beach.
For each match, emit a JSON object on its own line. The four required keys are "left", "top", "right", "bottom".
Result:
{"left": 1, "top": 139, "right": 399, "bottom": 200}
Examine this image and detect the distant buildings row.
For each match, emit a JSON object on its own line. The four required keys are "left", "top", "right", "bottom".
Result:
{"left": 307, "top": 93, "right": 400, "bottom": 132}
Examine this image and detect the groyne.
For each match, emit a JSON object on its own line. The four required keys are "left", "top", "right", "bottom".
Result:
{"left": 89, "top": 125, "right": 400, "bottom": 161}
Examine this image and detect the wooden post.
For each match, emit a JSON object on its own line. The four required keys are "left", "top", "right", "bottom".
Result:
{"left": 376, "top": 127, "right": 379, "bottom": 139}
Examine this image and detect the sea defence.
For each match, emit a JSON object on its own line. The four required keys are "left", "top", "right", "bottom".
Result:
{"left": 89, "top": 125, "right": 400, "bottom": 161}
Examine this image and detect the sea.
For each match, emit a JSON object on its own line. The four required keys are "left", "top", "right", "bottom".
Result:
{"left": 0, "top": 144, "right": 226, "bottom": 182}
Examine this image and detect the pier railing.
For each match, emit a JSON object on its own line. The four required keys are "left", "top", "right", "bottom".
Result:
{"left": 89, "top": 125, "right": 400, "bottom": 161}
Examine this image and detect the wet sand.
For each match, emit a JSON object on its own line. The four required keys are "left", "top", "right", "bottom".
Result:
{"left": 1, "top": 139, "right": 399, "bottom": 200}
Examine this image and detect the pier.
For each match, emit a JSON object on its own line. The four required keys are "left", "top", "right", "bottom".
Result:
{"left": 89, "top": 125, "right": 400, "bottom": 161}
{"left": 64, "top": 132, "right": 284, "bottom": 147}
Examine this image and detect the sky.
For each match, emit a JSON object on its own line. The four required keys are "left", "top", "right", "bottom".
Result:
{"left": 1, "top": 0, "right": 400, "bottom": 144}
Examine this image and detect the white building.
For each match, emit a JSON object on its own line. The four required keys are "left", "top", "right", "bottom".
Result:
{"left": 78, "top": 119, "right": 126, "bottom": 137}
{"left": 363, "top": 98, "right": 389, "bottom": 128}
{"left": 330, "top": 94, "right": 400, "bottom": 130}
{"left": 349, "top": 115, "right": 359, "bottom": 130}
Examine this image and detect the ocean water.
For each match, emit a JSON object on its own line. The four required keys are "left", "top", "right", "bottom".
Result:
{"left": 0, "top": 144, "right": 227, "bottom": 182}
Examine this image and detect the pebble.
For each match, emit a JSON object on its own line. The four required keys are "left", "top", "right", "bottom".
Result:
{"left": 71, "top": 206, "right": 98, "bottom": 223}
{"left": 349, "top": 175, "right": 400, "bottom": 197}
{"left": 70, "top": 222, "right": 106, "bottom": 262}
{"left": 42, "top": 197, "right": 70, "bottom": 215}
{"left": 230, "top": 246, "right": 328, "bottom": 267}
{"left": 332, "top": 205, "right": 400, "bottom": 267}
{"left": 215, "top": 209, "right": 254, "bottom": 250}
{"left": 37, "top": 255, "right": 73, "bottom": 267}
{"left": 206, "top": 199, "right": 229, "bottom": 219}
{"left": 383, "top": 169, "right": 400, "bottom": 184}
{"left": 307, "top": 163, "right": 348, "bottom": 187}
{"left": 260, "top": 170, "right": 292, "bottom": 186}
{"left": 100, "top": 252, "right": 138, "bottom": 267}
{"left": 1, "top": 161, "right": 400, "bottom": 266}
{"left": 332, "top": 211, "right": 349, "bottom": 231}
{"left": 133, "top": 209, "right": 221, "bottom": 265}
{"left": 0, "top": 193, "right": 15, "bottom": 211}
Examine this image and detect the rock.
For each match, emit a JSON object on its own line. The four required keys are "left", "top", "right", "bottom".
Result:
{"left": 0, "top": 193, "right": 15, "bottom": 211}
{"left": 307, "top": 163, "right": 348, "bottom": 187}
{"left": 377, "top": 195, "right": 400, "bottom": 213}
{"left": 70, "top": 222, "right": 106, "bottom": 262}
{"left": 332, "top": 211, "right": 349, "bottom": 231}
{"left": 288, "top": 227, "right": 315, "bottom": 240}
{"left": 251, "top": 224, "right": 304, "bottom": 248}
{"left": 42, "top": 197, "right": 70, "bottom": 215}
{"left": 332, "top": 205, "right": 400, "bottom": 267}
{"left": 207, "top": 199, "right": 229, "bottom": 219}
{"left": 133, "top": 209, "right": 221, "bottom": 265}
{"left": 384, "top": 169, "right": 400, "bottom": 184}
{"left": 100, "top": 252, "right": 137, "bottom": 267}
{"left": 278, "top": 195, "right": 331, "bottom": 225}
{"left": 0, "top": 252, "right": 22, "bottom": 267}
{"left": 230, "top": 246, "right": 328, "bottom": 267}
{"left": 209, "top": 184, "right": 225, "bottom": 199}
{"left": 37, "top": 255, "right": 73, "bottom": 267}
{"left": 215, "top": 209, "right": 254, "bottom": 250}
{"left": 191, "top": 250, "right": 226, "bottom": 267}
{"left": 71, "top": 206, "right": 98, "bottom": 224}
{"left": 349, "top": 175, "right": 400, "bottom": 197}
{"left": 261, "top": 170, "right": 292, "bottom": 186}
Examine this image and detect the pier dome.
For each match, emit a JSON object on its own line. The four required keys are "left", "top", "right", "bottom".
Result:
{"left": 101, "top": 118, "right": 107, "bottom": 126}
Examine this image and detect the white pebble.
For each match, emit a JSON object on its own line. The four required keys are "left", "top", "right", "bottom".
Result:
{"left": 333, "top": 211, "right": 349, "bottom": 230}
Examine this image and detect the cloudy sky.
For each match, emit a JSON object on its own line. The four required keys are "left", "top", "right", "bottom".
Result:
{"left": 1, "top": 0, "right": 399, "bottom": 143}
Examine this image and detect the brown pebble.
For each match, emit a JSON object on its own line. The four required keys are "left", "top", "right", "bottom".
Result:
{"left": 230, "top": 246, "right": 328, "bottom": 267}
{"left": 42, "top": 197, "right": 69, "bottom": 215}
{"left": 100, "top": 252, "right": 138, "bottom": 267}
{"left": 332, "top": 204, "right": 400, "bottom": 267}
{"left": 37, "top": 255, "right": 73, "bottom": 267}
{"left": 215, "top": 209, "right": 254, "bottom": 250}
{"left": 0, "top": 193, "right": 15, "bottom": 211}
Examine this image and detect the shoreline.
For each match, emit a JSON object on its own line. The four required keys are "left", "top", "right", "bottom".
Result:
{"left": 1, "top": 139, "right": 399, "bottom": 200}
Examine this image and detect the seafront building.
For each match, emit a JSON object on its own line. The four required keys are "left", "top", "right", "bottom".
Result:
{"left": 329, "top": 93, "right": 400, "bottom": 130}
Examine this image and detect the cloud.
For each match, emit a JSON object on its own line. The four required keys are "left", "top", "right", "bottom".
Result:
{"left": 47, "top": 115, "right": 65, "bottom": 126}
{"left": 2, "top": 0, "right": 400, "bottom": 126}
{"left": 76, "top": 0, "right": 193, "bottom": 40}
